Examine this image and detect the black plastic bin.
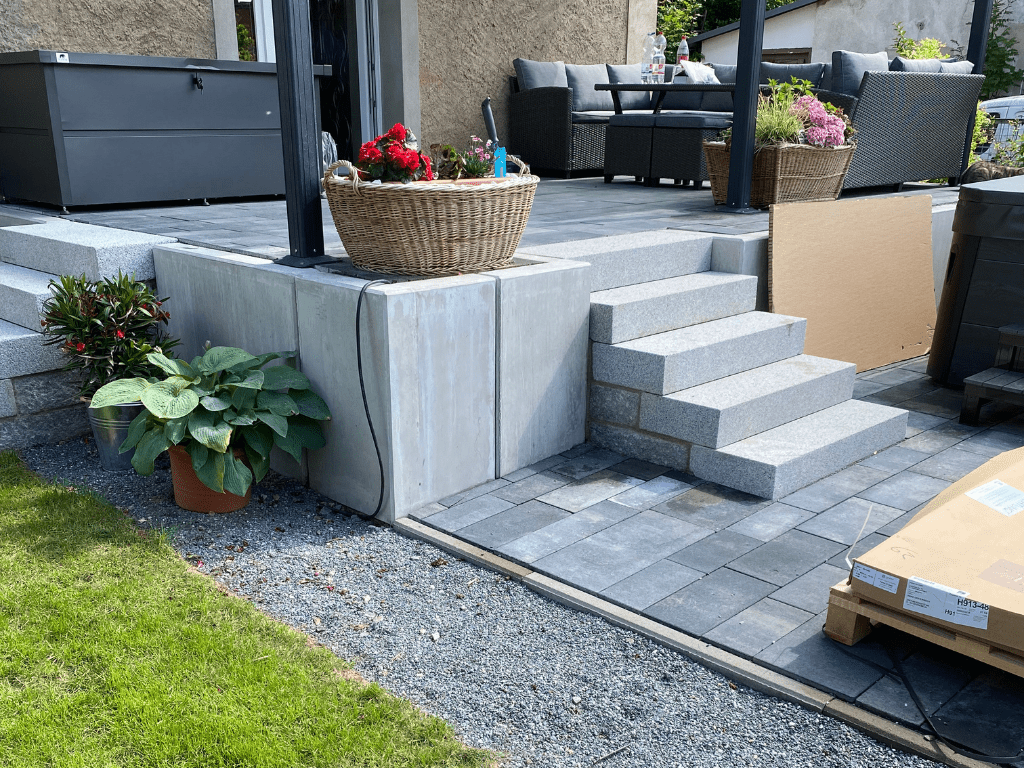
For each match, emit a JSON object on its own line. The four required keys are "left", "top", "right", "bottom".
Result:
{"left": 0, "top": 51, "right": 330, "bottom": 208}
{"left": 928, "top": 176, "right": 1024, "bottom": 386}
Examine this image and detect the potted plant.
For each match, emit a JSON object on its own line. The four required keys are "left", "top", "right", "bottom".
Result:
{"left": 703, "top": 80, "right": 856, "bottom": 207}
{"left": 322, "top": 123, "right": 538, "bottom": 276}
{"left": 40, "top": 273, "right": 179, "bottom": 471}
{"left": 89, "top": 345, "right": 331, "bottom": 513}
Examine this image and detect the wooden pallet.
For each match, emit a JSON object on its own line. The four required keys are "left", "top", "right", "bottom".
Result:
{"left": 825, "top": 581, "right": 1024, "bottom": 680}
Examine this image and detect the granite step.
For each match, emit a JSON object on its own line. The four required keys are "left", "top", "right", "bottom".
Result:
{"left": 0, "top": 318, "right": 64, "bottom": 380}
{"left": 518, "top": 230, "right": 714, "bottom": 292}
{"left": 639, "top": 355, "right": 856, "bottom": 448}
{"left": 0, "top": 262, "right": 57, "bottom": 331}
{"left": 591, "top": 311, "right": 807, "bottom": 395}
{"left": 0, "top": 219, "right": 173, "bottom": 281}
{"left": 590, "top": 271, "right": 758, "bottom": 344}
{"left": 689, "top": 399, "right": 909, "bottom": 500}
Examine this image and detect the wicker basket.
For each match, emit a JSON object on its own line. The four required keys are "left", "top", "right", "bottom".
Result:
{"left": 322, "top": 157, "right": 539, "bottom": 276}
{"left": 703, "top": 141, "right": 855, "bottom": 208}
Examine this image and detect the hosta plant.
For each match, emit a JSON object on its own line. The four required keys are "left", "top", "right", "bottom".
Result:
{"left": 89, "top": 346, "right": 331, "bottom": 496}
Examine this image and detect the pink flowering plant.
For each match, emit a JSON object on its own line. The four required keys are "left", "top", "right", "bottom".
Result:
{"left": 429, "top": 135, "right": 497, "bottom": 180}
{"left": 720, "top": 79, "right": 854, "bottom": 150}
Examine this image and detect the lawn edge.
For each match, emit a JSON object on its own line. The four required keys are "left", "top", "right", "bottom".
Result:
{"left": 395, "top": 517, "right": 990, "bottom": 768}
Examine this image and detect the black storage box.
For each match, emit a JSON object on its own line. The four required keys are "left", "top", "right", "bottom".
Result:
{"left": 0, "top": 50, "right": 330, "bottom": 208}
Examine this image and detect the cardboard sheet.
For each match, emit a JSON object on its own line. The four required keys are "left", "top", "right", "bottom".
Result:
{"left": 768, "top": 196, "right": 937, "bottom": 371}
{"left": 850, "top": 446, "right": 1024, "bottom": 653}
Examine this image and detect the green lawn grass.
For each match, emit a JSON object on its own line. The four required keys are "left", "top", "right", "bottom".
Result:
{"left": 0, "top": 452, "right": 489, "bottom": 768}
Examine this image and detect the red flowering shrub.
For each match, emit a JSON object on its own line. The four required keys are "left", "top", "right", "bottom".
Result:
{"left": 355, "top": 123, "right": 433, "bottom": 182}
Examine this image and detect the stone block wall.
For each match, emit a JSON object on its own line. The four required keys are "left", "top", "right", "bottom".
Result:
{"left": 0, "top": 370, "right": 88, "bottom": 450}
{"left": 587, "top": 381, "right": 692, "bottom": 471}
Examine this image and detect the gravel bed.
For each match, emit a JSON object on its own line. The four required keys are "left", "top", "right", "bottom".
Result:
{"left": 20, "top": 438, "right": 941, "bottom": 768}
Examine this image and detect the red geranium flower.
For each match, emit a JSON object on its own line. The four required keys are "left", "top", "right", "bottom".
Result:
{"left": 116, "top": 329, "right": 125, "bottom": 339}
{"left": 75, "top": 342, "right": 86, "bottom": 352}
{"left": 358, "top": 141, "right": 383, "bottom": 164}
{"left": 386, "top": 123, "right": 407, "bottom": 142}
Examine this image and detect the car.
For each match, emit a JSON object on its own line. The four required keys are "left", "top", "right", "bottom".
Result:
{"left": 977, "top": 94, "right": 1024, "bottom": 161}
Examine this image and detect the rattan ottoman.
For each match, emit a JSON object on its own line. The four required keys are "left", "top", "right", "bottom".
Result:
{"left": 650, "top": 113, "right": 732, "bottom": 187}
{"left": 602, "top": 114, "right": 657, "bottom": 184}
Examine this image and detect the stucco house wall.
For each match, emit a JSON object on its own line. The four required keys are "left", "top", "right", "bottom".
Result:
{"left": 0, "top": 0, "right": 223, "bottom": 58}
{"left": 698, "top": 0, "right": 1024, "bottom": 73}
{"left": 416, "top": 0, "right": 656, "bottom": 148}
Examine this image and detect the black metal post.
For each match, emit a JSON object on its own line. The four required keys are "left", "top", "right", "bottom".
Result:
{"left": 961, "top": 0, "right": 995, "bottom": 176}
{"left": 725, "top": 0, "right": 766, "bottom": 211}
{"left": 272, "top": 0, "right": 329, "bottom": 267}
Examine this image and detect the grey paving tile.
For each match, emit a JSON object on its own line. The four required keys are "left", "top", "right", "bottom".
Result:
{"left": 755, "top": 610, "right": 886, "bottom": 699}
{"left": 729, "top": 530, "right": 845, "bottom": 586}
{"left": 868, "top": 379, "right": 943, "bottom": 406}
{"left": 856, "top": 650, "right": 977, "bottom": 728}
{"left": 906, "top": 411, "right": 949, "bottom": 431}
{"left": 796, "top": 497, "right": 906, "bottom": 545}
{"left": 928, "top": 419, "right": 985, "bottom": 440}
{"left": 497, "top": 500, "right": 637, "bottom": 564}
{"left": 560, "top": 443, "right": 596, "bottom": 459}
{"left": 770, "top": 563, "right": 849, "bottom": 614}
{"left": 898, "top": 357, "right": 930, "bottom": 373}
{"left": 457, "top": 500, "right": 571, "bottom": 549}
{"left": 826, "top": 532, "right": 889, "bottom": 568}
{"left": 549, "top": 448, "right": 625, "bottom": 480}
{"left": 424, "top": 494, "right": 514, "bottom": 532}
{"left": 899, "top": 430, "right": 966, "bottom": 455}
{"left": 667, "top": 529, "right": 761, "bottom": 574}
{"left": 536, "top": 469, "right": 644, "bottom": 513}
{"left": 954, "top": 428, "right": 1024, "bottom": 458}
{"left": 609, "top": 458, "right": 669, "bottom": 481}
{"left": 501, "top": 466, "right": 538, "bottom": 483}
{"left": 901, "top": 388, "right": 963, "bottom": 419}
{"left": 864, "top": 368, "right": 926, "bottom": 386}
{"left": 532, "top": 510, "right": 710, "bottom": 592}
{"left": 703, "top": 598, "right": 814, "bottom": 657}
{"left": 858, "top": 446, "right": 931, "bottom": 474}
{"left": 408, "top": 502, "right": 446, "bottom": 521}
{"left": 725, "top": 502, "right": 814, "bottom": 542}
{"left": 911, "top": 446, "right": 992, "bottom": 482}
{"left": 931, "top": 671, "right": 1024, "bottom": 756}
{"left": 438, "top": 477, "right": 511, "bottom": 507}
{"left": 654, "top": 482, "right": 770, "bottom": 531}
{"left": 647, "top": 567, "right": 776, "bottom": 636}
{"left": 780, "top": 464, "right": 891, "bottom": 513}
{"left": 858, "top": 471, "right": 951, "bottom": 511}
{"left": 853, "top": 380, "right": 888, "bottom": 398}
{"left": 492, "top": 471, "right": 570, "bottom": 505}
{"left": 608, "top": 475, "right": 694, "bottom": 510}
{"left": 525, "top": 454, "right": 569, "bottom": 473}
{"left": 600, "top": 559, "right": 702, "bottom": 611}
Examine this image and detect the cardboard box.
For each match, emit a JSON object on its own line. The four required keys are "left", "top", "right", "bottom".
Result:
{"left": 850, "top": 446, "right": 1024, "bottom": 654}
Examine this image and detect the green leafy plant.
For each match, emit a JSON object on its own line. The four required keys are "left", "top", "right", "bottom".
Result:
{"left": 992, "top": 119, "right": 1024, "bottom": 165}
{"left": 972, "top": 106, "right": 997, "bottom": 161}
{"left": 40, "top": 273, "right": 179, "bottom": 398}
{"left": 720, "top": 80, "right": 853, "bottom": 149}
{"left": 892, "top": 22, "right": 946, "bottom": 59}
{"left": 89, "top": 346, "right": 331, "bottom": 496}
{"left": 658, "top": 0, "right": 791, "bottom": 59}
{"left": 237, "top": 24, "right": 256, "bottom": 61}
{"left": 429, "top": 136, "right": 497, "bottom": 180}
{"left": 982, "top": 0, "right": 1023, "bottom": 99}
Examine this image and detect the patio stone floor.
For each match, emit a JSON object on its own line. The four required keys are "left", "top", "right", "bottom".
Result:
{"left": 411, "top": 356, "right": 1024, "bottom": 760}
{"left": 5, "top": 176, "right": 962, "bottom": 258}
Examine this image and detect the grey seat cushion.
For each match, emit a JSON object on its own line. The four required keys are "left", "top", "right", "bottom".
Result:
{"left": 606, "top": 63, "right": 653, "bottom": 110}
{"left": 703, "top": 63, "right": 736, "bottom": 111}
{"left": 889, "top": 56, "right": 944, "bottom": 72}
{"left": 566, "top": 63, "right": 614, "bottom": 111}
{"left": 760, "top": 61, "right": 826, "bottom": 87}
{"left": 654, "top": 112, "right": 732, "bottom": 129}
{"left": 831, "top": 50, "right": 889, "bottom": 95}
{"left": 609, "top": 113, "right": 658, "bottom": 127}
{"left": 940, "top": 60, "right": 975, "bottom": 73}
{"left": 513, "top": 58, "right": 568, "bottom": 90}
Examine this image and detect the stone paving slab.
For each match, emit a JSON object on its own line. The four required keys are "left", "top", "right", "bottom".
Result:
{"left": 599, "top": 559, "right": 703, "bottom": 611}
{"left": 647, "top": 567, "right": 776, "bottom": 636}
{"left": 703, "top": 597, "right": 815, "bottom": 657}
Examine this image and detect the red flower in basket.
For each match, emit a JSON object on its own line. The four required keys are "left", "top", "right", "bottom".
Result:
{"left": 353, "top": 123, "right": 432, "bottom": 184}
{"left": 387, "top": 123, "right": 407, "bottom": 142}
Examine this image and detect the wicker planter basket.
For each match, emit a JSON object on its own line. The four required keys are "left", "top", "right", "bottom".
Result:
{"left": 703, "top": 141, "right": 855, "bottom": 208}
{"left": 322, "top": 158, "right": 539, "bottom": 276}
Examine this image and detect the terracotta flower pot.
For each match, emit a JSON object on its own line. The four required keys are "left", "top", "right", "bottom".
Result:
{"left": 168, "top": 444, "right": 251, "bottom": 514}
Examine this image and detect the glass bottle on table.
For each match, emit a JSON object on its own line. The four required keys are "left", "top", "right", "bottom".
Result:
{"left": 652, "top": 31, "right": 667, "bottom": 83}
{"left": 676, "top": 36, "right": 689, "bottom": 64}
{"left": 641, "top": 33, "right": 655, "bottom": 83}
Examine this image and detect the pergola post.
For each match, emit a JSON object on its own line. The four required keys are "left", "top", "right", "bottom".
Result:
{"left": 962, "top": 0, "right": 995, "bottom": 176}
{"left": 271, "top": 0, "right": 329, "bottom": 267}
{"left": 725, "top": 0, "right": 766, "bottom": 211}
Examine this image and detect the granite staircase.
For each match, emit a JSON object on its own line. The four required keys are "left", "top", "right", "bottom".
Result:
{"left": 522, "top": 231, "right": 908, "bottom": 500}
{"left": 0, "top": 212, "right": 170, "bottom": 449}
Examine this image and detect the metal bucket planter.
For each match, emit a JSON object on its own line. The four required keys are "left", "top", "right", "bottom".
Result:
{"left": 168, "top": 445, "right": 251, "bottom": 514}
{"left": 86, "top": 401, "right": 144, "bottom": 471}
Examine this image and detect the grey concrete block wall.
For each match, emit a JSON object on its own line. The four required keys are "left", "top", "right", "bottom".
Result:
{"left": 485, "top": 256, "right": 589, "bottom": 476}
{"left": 0, "top": 220, "right": 173, "bottom": 281}
{"left": 589, "top": 422, "right": 689, "bottom": 470}
{"left": 0, "top": 370, "right": 89, "bottom": 450}
{"left": 0, "top": 379, "right": 15, "bottom": 418}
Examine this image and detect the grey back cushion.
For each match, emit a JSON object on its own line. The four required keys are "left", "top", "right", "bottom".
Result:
{"left": 513, "top": 58, "right": 568, "bottom": 90}
{"left": 702, "top": 63, "right": 736, "bottom": 112}
{"left": 940, "top": 60, "right": 975, "bottom": 73}
{"left": 821, "top": 62, "right": 832, "bottom": 91}
{"left": 760, "top": 61, "right": 826, "bottom": 87}
{"left": 606, "top": 63, "right": 653, "bottom": 110}
{"left": 831, "top": 50, "right": 890, "bottom": 95}
{"left": 566, "top": 63, "right": 614, "bottom": 111}
{"left": 889, "top": 56, "right": 943, "bottom": 72}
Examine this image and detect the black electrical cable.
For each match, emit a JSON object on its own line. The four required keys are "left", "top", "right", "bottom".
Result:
{"left": 824, "top": 627, "right": 1024, "bottom": 765}
{"left": 352, "top": 279, "right": 392, "bottom": 521}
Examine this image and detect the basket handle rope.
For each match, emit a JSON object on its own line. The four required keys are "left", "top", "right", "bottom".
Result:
{"left": 323, "top": 154, "right": 532, "bottom": 194}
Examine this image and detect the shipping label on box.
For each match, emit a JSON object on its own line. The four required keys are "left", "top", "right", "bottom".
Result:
{"left": 902, "top": 577, "right": 990, "bottom": 630}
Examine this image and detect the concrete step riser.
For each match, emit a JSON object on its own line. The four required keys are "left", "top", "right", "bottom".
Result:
{"left": 689, "top": 401, "right": 908, "bottom": 500}
{"left": 519, "top": 230, "right": 715, "bottom": 292}
{"left": 592, "top": 313, "right": 807, "bottom": 395}
{"left": 0, "top": 263, "right": 56, "bottom": 331}
{"left": 0, "top": 319, "right": 65, "bottom": 379}
{"left": 590, "top": 272, "right": 758, "bottom": 344}
{"left": 639, "top": 356, "right": 856, "bottom": 448}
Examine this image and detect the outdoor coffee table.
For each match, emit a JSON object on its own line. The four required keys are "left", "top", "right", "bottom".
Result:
{"left": 594, "top": 82, "right": 735, "bottom": 114}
